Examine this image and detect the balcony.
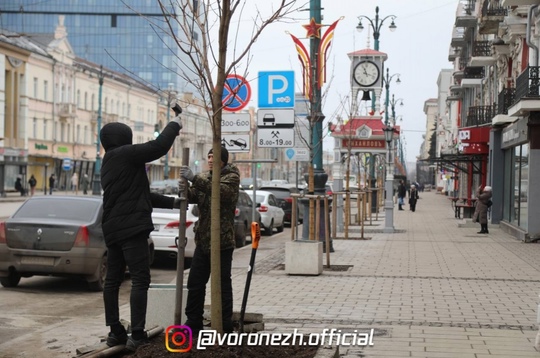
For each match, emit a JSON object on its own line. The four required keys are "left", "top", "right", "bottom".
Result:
{"left": 57, "top": 103, "right": 76, "bottom": 119}
{"left": 455, "top": 0, "right": 478, "bottom": 27}
{"left": 465, "top": 104, "right": 495, "bottom": 127}
{"left": 448, "top": 46, "right": 459, "bottom": 62}
{"left": 493, "top": 88, "right": 516, "bottom": 125}
{"left": 469, "top": 41, "right": 496, "bottom": 66}
{"left": 461, "top": 66, "right": 485, "bottom": 87}
{"left": 451, "top": 27, "right": 467, "bottom": 48}
{"left": 508, "top": 65, "right": 540, "bottom": 116}
{"left": 479, "top": 0, "right": 507, "bottom": 34}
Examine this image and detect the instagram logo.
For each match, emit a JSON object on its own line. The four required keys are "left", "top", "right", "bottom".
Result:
{"left": 166, "top": 325, "right": 192, "bottom": 352}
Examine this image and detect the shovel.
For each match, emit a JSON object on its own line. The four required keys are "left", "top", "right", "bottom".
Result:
{"left": 239, "top": 222, "right": 261, "bottom": 333}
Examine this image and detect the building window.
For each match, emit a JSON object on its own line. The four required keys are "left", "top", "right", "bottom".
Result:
{"left": 44, "top": 80, "right": 48, "bottom": 101}
{"left": 43, "top": 119, "right": 48, "bottom": 140}
{"left": 85, "top": 92, "right": 88, "bottom": 110}
{"left": 111, "top": 14, "right": 117, "bottom": 28}
{"left": 76, "top": 124, "right": 80, "bottom": 143}
{"left": 84, "top": 125, "right": 88, "bottom": 145}
{"left": 33, "top": 118, "right": 37, "bottom": 138}
{"left": 92, "top": 94, "right": 95, "bottom": 111}
{"left": 61, "top": 122, "right": 65, "bottom": 142}
{"left": 33, "top": 77, "right": 38, "bottom": 98}
{"left": 77, "top": 90, "right": 81, "bottom": 108}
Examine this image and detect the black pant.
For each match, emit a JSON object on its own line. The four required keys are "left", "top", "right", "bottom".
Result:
{"left": 185, "top": 246, "right": 234, "bottom": 333}
{"left": 103, "top": 235, "right": 151, "bottom": 333}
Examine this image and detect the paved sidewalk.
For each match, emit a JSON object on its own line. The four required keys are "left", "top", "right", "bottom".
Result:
{"left": 1, "top": 191, "right": 540, "bottom": 357}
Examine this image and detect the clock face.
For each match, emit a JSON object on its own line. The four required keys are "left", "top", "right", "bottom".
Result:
{"left": 353, "top": 60, "right": 380, "bottom": 87}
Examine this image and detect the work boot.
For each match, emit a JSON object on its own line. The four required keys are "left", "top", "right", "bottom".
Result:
{"left": 106, "top": 331, "right": 128, "bottom": 347}
{"left": 398, "top": 204, "right": 403, "bottom": 211}
{"left": 126, "top": 332, "right": 148, "bottom": 352}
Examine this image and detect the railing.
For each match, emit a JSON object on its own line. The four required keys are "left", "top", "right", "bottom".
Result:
{"left": 459, "top": 56, "right": 469, "bottom": 70}
{"left": 497, "top": 87, "right": 515, "bottom": 115}
{"left": 463, "top": 66, "right": 485, "bottom": 78}
{"left": 465, "top": 104, "right": 495, "bottom": 127}
{"left": 481, "top": 0, "right": 507, "bottom": 17}
{"left": 514, "top": 66, "right": 540, "bottom": 104}
{"left": 472, "top": 41, "right": 491, "bottom": 57}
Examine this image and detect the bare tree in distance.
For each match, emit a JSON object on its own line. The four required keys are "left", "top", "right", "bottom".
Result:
{"left": 133, "top": 0, "right": 303, "bottom": 333}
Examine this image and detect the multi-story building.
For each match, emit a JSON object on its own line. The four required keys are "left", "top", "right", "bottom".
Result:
{"left": 0, "top": 18, "right": 213, "bottom": 194}
{"left": 427, "top": 0, "right": 539, "bottom": 241}
{"left": 0, "top": 0, "right": 198, "bottom": 94}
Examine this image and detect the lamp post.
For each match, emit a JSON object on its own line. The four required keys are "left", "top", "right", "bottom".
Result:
{"left": 92, "top": 65, "right": 104, "bottom": 196}
{"left": 356, "top": 6, "right": 397, "bottom": 51}
{"left": 383, "top": 68, "right": 401, "bottom": 126}
{"left": 383, "top": 125, "right": 395, "bottom": 233}
{"left": 389, "top": 94, "right": 404, "bottom": 125}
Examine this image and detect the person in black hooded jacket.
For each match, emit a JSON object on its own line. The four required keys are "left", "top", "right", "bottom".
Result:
{"left": 100, "top": 116, "right": 182, "bottom": 351}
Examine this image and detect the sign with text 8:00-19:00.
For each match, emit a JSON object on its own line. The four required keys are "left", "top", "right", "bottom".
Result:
{"left": 257, "top": 128, "right": 294, "bottom": 148}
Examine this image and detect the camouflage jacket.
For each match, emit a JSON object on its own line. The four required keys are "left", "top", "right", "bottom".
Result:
{"left": 186, "top": 164, "right": 240, "bottom": 253}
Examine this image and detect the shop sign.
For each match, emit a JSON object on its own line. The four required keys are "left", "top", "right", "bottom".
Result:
{"left": 57, "top": 146, "right": 68, "bottom": 153}
{"left": 35, "top": 143, "right": 48, "bottom": 150}
{"left": 501, "top": 118, "right": 528, "bottom": 149}
{"left": 342, "top": 139, "right": 386, "bottom": 149}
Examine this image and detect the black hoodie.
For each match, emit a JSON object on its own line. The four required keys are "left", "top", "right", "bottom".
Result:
{"left": 100, "top": 121, "right": 181, "bottom": 245}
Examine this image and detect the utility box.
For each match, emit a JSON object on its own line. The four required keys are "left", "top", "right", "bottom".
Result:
{"left": 285, "top": 240, "right": 323, "bottom": 275}
{"left": 147, "top": 284, "right": 188, "bottom": 329}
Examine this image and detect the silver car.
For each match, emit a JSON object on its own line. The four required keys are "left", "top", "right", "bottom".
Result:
{"left": 0, "top": 196, "right": 154, "bottom": 291}
{"left": 247, "top": 190, "right": 285, "bottom": 236}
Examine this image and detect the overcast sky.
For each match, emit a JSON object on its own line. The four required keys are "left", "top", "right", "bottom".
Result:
{"left": 231, "top": 0, "right": 459, "bottom": 164}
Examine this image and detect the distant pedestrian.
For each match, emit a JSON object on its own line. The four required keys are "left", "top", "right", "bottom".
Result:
{"left": 409, "top": 184, "right": 419, "bottom": 212}
{"left": 472, "top": 185, "right": 492, "bottom": 234}
{"left": 49, "top": 174, "right": 55, "bottom": 195}
{"left": 397, "top": 180, "right": 406, "bottom": 211}
{"left": 28, "top": 175, "right": 37, "bottom": 196}
{"left": 71, "top": 172, "right": 79, "bottom": 195}
{"left": 15, "top": 177, "right": 25, "bottom": 196}
{"left": 81, "top": 173, "right": 90, "bottom": 195}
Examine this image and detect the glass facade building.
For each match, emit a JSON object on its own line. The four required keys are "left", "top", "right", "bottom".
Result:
{"left": 1, "top": 0, "right": 196, "bottom": 93}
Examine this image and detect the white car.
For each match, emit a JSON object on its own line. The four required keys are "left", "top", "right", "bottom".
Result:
{"left": 247, "top": 190, "right": 285, "bottom": 236}
{"left": 150, "top": 204, "right": 197, "bottom": 260}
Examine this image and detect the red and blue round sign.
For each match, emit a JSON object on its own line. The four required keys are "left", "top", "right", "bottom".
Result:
{"left": 222, "top": 74, "right": 251, "bottom": 112}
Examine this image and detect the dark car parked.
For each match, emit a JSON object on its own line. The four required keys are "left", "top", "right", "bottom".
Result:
{"left": 258, "top": 184, "right": 303, "bottom": 225}
{"left": 0, "top": 196, "right": 154, "bottom": 291}
{"left": 234, "top": 190, "right": 261, "bottom": 247}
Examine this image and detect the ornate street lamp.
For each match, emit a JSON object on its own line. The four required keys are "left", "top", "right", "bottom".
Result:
{"left": 382, "top": 125, "right": 395, "bottom": 233}
{"left": 356, "top": 6, "right": 397, "bottom": 51}
{"left": 383, "top": 68, "right": 401, "bottom": 126}
{"left": 92, "top": 65, "right": 104, "bottom": 196}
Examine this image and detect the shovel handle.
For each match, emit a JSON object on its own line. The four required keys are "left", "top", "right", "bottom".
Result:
{"left": 251, "top": 222, "right": 261, "bottom": 249}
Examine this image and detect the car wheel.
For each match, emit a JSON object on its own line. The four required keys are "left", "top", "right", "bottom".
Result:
{"left": 235, "top": 223, "right": 246, "bottom": 248}
{"left": 277, "top": 219, "right": 284, "bottom": 233}
{"left": 0, "top": 270, "right": 21, "bottom": 288}
{"left": 265, "top": 220, "right": 274, "bottom": 236}
{"left": 88, "top": 255, "right": 107, "bottom": 292}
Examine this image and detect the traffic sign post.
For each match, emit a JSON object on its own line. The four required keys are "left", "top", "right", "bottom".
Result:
{"left": 222, "top": 74, "right": 251, "bottom": 112}
{"left": 285, "top": 148, "right": 309, "bottom": 161}
{"left": 256, "top": 108, "right": 295, "bottom": 128}
{"left": 221, "top": 134, "right": 250, "bottom": 152}
{"left": 62, "top": 158, "right": 72, "bottom": 171}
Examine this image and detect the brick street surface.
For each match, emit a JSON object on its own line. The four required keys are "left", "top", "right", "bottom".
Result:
{"left": 1, "top": 190, "right": 540, "bottom": 357}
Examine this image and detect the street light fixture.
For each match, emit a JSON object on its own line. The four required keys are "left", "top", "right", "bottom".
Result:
{"left": 383, "top": 68, "right": 401, "bottom": 126}
{"left": 92, "top": 65, "right": 104, "bottom": 196}
{"left": 382, "top": 125, "right": 395, "bottom": 233}
{"left": 356, "top": 6, "right": 397, "bottom": 51}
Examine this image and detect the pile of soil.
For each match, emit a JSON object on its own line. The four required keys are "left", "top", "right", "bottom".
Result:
{"left": 118, "top": 332, "right": 319, "bottom": 358}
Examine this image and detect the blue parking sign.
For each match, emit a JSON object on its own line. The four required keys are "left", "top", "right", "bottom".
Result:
{"left": 258, "top": 71, "right": 295, "bottom": 108}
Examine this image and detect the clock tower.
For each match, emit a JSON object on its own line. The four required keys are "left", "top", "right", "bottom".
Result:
{"left": 348, "top": 49, "right": 387, "bottom": 115}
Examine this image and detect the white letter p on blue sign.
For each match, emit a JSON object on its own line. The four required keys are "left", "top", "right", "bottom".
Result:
{"left": 258, "top": 71, "right": 295, "bottom": 108}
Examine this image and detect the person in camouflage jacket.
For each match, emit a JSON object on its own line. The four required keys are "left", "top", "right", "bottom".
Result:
{"left": 179, "top": 146, "right": 240, "bottom": 335}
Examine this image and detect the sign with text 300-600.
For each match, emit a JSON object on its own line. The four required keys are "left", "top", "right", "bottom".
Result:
{"left": 221, "top": 113, "right": 251, "bottom": 133}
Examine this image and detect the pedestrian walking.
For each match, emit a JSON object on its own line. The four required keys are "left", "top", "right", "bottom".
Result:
{"left": 71, "top": 172, "right": 79, "bottom": 195}
{"left": 14, "top": 177, "right": 25, "bottom": 196}
{"left": 100, "top": 116, "right": 182, "bottom": 352}
{"left": 409, "top": 184, "right": 419, "bottom": 212}
{"left": 179, "top": 146, "right": 240, "bottom": 337}
{"left": 49, "top": 174, "right": 55, "bottom": 195}
{"left": 472, "top": 185, "right": 492, "bottom": 234}
{"left": 81, "top": 173, "right": 90, "bottom": 195}
{"left": 397, "top": 180, "right": 406, "bottom": 211}
{"left": 28, "top": 175, "right": 37, "bottom": 196}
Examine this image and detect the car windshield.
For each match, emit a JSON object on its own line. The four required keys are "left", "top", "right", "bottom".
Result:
{"left": 13, "top": 198, "right": 101, "bottom": 222}
{"left": 262, "top": 188, "right": 291, "bottom": 200}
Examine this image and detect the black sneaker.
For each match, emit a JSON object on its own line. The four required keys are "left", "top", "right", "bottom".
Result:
{"left": 106, "top": 331, "right": 128, "bottom": 347}
{"left": 126, "top": 333, "right": 148, "bottom": 352}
